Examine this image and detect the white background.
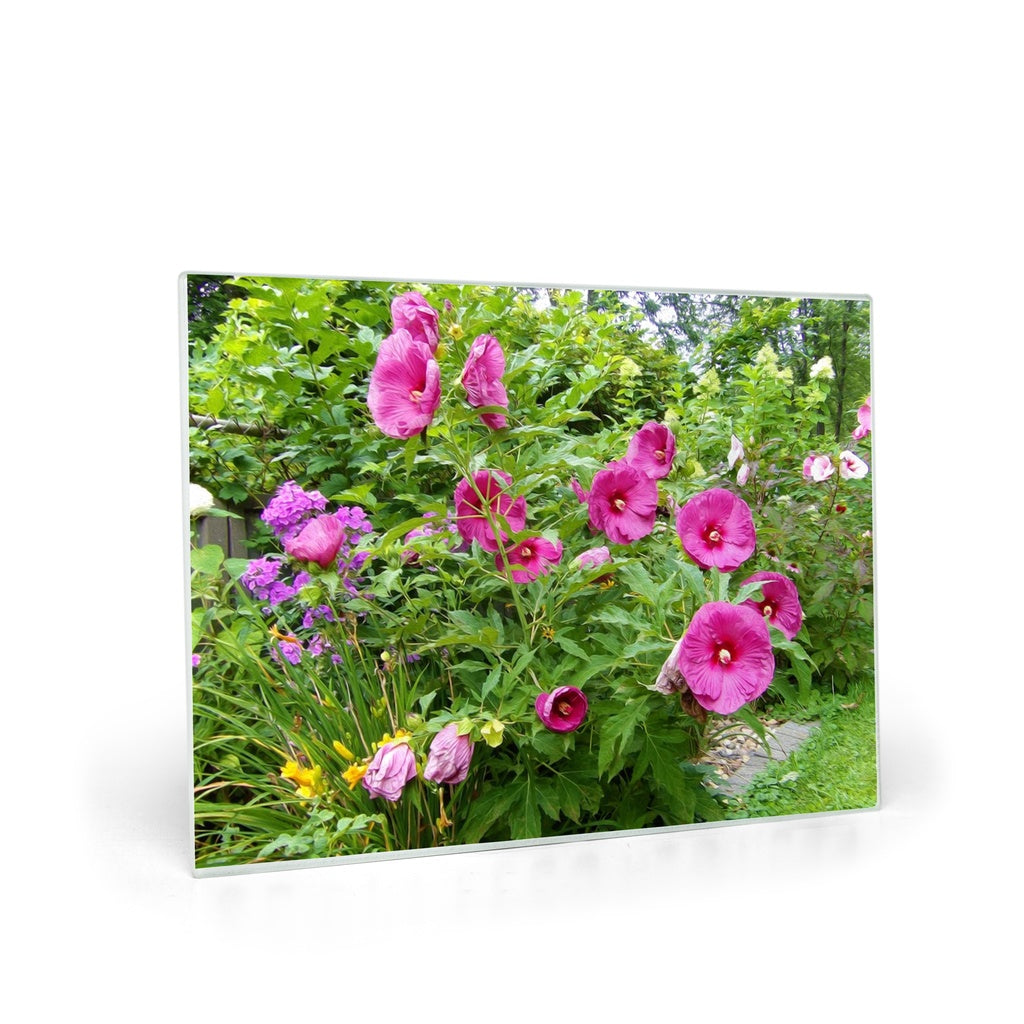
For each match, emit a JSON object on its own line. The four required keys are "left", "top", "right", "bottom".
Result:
{"left": 4, "top": 3, "right": 1019, "bottom": 1020}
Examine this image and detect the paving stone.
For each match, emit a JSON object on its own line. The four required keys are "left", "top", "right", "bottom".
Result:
{"left": 711, "top": 719, "right": 819, "bottom": 797}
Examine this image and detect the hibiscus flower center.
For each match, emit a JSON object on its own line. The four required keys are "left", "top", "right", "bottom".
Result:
{"left": 612, "top": 495, "right": 627, "bottom": 511}
{"left": 410, "top": 389, "right": 423, "bottom": 403}
{"left": 654, "top": 449, "right": 665, "bottom": 461}
{"left": 762, "top": 603, "right": 774, "bottom": 619}
{"left": 706, "top": 527, "right": 722, "bottom": 545}
{"left": 556, "top": 699, "right": 574, "bottom": 716}
{"left": 520, "top": 546, "right": 533, "bottom": 559}
{"left": 717, "top": 646, "right": 733, "bottom": 666}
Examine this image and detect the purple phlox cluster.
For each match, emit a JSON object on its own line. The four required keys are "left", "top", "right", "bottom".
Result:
{"left": 332, "top": 505, "right": 376, "bottom": 588}
{"left": 271, "top": 638, "right": 304, "bottom": 666}
{"left": 261, "top": 481, "right": 328, "bottom": 541}
{"left": 301, "top": 604, "right": 335, "bottom": 630}
{"left": 241, "top": 556, "right": 302, "bottom": 607}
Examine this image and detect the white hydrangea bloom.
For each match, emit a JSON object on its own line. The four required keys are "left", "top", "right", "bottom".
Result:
{"left": 189, "top": 483, "right": 215, "bottom": 517}
{"left": 810, "top": 355, "right": 834, "bottom": 380}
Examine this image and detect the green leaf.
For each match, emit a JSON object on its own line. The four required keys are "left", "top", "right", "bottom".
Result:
{"left": 598, "top": 700, "right": 647, "bottom": 778}
{"left": 482, "top": 663, "right": 502, "bottom": 701}
{"left": 206, "top": 386, "right": 225, "bottom": 417}
{"left": 554, "top": 634, "right": 587, "bottom": 660}
{"left": 679, "top": 561, "right": 707, "bottom": 602}
{"left": 459, "top": 784, "right": 521, "bottom": 845}
{"left": 191, "top": 544, "right": 224, "bottom": 575}
{"left": 733, "top": 580, "right": 766, "bottom": 604}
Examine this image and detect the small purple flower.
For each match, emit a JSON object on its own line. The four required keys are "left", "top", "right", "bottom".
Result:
{"left": 535, "top": 686, "right": 588, "bottom": 733}
{"left": 191, "top": 653, "right": 201, "bottom": 668}
{"left": 423, "top": 724, "right": 474, "bottom": 785}
{"left": 301, "top": 604, "right": 335, "bottom": 630}
{"left": 261, "top": 481, "right": 328, "bottom": 540}
{"left": 241, "top": 556, "right": 284, "bottom": 599}
{"left": 271, "top": 639, "right": 303, "bottom": 665}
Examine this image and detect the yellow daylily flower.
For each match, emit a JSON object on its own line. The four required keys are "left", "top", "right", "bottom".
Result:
{"left": 281, "top": 760, "right": 326, "bottom": 799}
{"left": 342, "top": 763, "right": 368, "bottom": 791}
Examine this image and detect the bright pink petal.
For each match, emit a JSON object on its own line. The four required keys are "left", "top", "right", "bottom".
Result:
{"left": 535, "top": 686, "right": 588, "bottom": 732}
{"left": 740, "top": 571, "right": 803, "bottom": 640}
{"left": 391, "top": 291, "right": 439, "bottom": 351}
{"left": 677, "top": 602, "right": 775, "bottom": 714}
{"left": 454, "top": 470, "right": 528, "bottom": 552}
{"left": 498, "top": 536, "right": 563, "bottom": 583}
{"left": 588, "top": 460, "right": 658, "bottom": 545}
{"left": 625, "top": 422, "right": 677, "bottom": 480}
{"left": 675, "top": 488, "right": 756, "bottom": 571}
{"left": 367, "top": 330, "right": 441, "bottom": 439}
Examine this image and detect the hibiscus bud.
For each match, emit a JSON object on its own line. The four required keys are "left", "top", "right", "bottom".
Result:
{"left": 284, "top": 514, "right": 347, "bottom": 568}
{"left": 423, "top": 723, "right": 474, "bottom": 785}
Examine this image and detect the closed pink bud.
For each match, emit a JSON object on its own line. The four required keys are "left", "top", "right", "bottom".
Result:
{"left": 284, "top": 514, "right": 347, "bottom": 568}
{"left": 423, "top": 723, "right": 474, "bottom": 785}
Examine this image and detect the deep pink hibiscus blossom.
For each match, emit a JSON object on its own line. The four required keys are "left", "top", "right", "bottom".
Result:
{"left": 535, "top": 686, "right": 588, "bottom": 732}
{"left": 283, "top": 514, "right": 347, "bottom": 569}
{"left": 675, "top": 487, "right": 756, "bottom": 572}
{"left": 367, "top": 329, "right": 441, "bottom": 439}
{"left": 391, "top": 291, "right": 439, "bottom": 352}
{"left": 454, "top": 470, "right": 527, "bottom": 552}
{"left": 624, "top": 421, "right": 676, "bottom": 480}
{"left": 460, "top": 333, "right": 509, "bottom": 430}
{"left": 587, "top": 460, "right": 659, "bottom": 545}
{"left": 677, "top": 601, "right": 776, "bottom": 714}
{"left": 498, "top": 536, "right": 563, "bottom": 583}
{"left": 740, "top": 571, "right": 803, "bottom": 640}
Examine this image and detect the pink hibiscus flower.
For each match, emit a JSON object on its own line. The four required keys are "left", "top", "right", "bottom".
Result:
{"left": 284, "top": 514, "right": 347, "bottom": 569}
{"left": 675, "top": 487, "right": 756, "bottom": 572}
{"left": 460, "top": 333, "right": 509, "bottom": 430}
{"left": 587, "top": 460, "right": 659, "bottom": 545}
{"left": 802, "top": 453, "right": 834, "bottom": 482}
{"left": 391, "top": 291, "right": 439, "bottom": 352}
{"left": 535, "top": 686, "right": 588, "bottom": 732}
{"left": 739, "top": 571, "right": 803, "bottom": 640}
{"left": 498, "top": 536, "right": 563, "bottom": 583}
{"left": 852, "top": 396, "right": 871, "bottom": 441}
{"left": 839, "top": 450, "right": 869, "bottom": 480}
{"left": 624, "top": 421, "right": 676, "bottom": 480}
{"left": 454, "top": 470, "right": 527, "bottom": 552}
{"left": 677, "top": 602, "right": 776, "bottom": 714}
{"left": 367, "top": 329, "right": 441, "bottom": 439}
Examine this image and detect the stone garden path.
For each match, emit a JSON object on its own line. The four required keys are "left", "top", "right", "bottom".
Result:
{"left": 700, "top": 718, "right": 819, "bottom": 797}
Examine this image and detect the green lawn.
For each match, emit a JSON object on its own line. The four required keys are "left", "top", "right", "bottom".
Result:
{"left": 726, "top": 685, "right": 878, "bottom": 818}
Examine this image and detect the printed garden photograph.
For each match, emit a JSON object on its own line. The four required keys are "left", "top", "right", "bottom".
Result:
{"left": 185, "top": 276, "right": 875, "bottom": 872}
